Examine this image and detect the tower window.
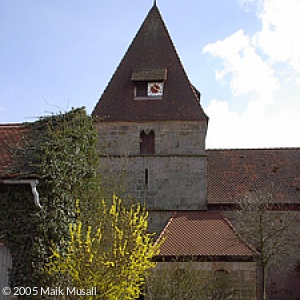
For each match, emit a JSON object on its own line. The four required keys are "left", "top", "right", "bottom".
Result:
{"left": 134, "top": 82, "right": 164, "bottom": 99}
{"left": 135, "top": 82, "right": 148, "bottom": 97}
{"left": 145, "top": 169, "right": 149, "bottom": 185}
{"left": 140, "top": 130, "right": 155, "bottom": 154}
{"left": 132, "top": 69, "right": 167, "bottom": 100}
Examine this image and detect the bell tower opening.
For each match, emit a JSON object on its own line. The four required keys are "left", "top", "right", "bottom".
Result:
{"left": 140, "top": 130, "right": 155, "bottom": 154}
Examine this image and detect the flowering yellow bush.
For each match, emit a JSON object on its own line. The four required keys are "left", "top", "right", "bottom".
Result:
{"left": 45, "top": 196, "right": 160, "bottom": 300}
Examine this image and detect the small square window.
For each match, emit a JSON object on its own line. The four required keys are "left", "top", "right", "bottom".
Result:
{"left": 135, "top": 82, "right": 148, "bottom": 97}
{"left": 132, "top": 69, "right": 167, "bottom": 99}
{"left": 134, "top": 81, "right": 164, "bottom": 99}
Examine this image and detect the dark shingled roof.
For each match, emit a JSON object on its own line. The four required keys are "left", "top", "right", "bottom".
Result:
{"left": 92, "top": 4, "right": 207, "bottom": 122}
{"left": 0, "top": 124, "right": 27, "bottom": 179}
{"left": 156, "top": 211, "right": 257, "bottom": 258}
{"left": 207, "top": 148, "right": 300, "bottom": 204}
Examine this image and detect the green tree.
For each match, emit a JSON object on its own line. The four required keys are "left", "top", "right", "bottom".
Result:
{"left": 45, "top": 195, "right": 160, "bottom": 300}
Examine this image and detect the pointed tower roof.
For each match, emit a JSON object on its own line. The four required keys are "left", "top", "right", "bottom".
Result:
{"left": 93, "top": 4, "right": 208, "bottom": 122}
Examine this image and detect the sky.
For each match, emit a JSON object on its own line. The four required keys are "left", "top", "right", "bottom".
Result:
{"left": 1, "top": 0, "right": 300, "bottom": 149}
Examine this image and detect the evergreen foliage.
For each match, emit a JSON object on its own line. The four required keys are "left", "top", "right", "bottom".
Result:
{"left": 0, "top": 108, "right": 100, "bottom": 299}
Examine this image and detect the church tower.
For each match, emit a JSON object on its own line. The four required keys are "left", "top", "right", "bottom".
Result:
{"left": 93, "top": 4, "right": 208, "bottom": 233}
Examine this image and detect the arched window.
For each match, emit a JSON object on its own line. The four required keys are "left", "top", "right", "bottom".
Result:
{"left": 214, "top": 269, "right": 229, "bottom": 280}
{"left": 140, "top": 130, "right": 155, "bottom": 154}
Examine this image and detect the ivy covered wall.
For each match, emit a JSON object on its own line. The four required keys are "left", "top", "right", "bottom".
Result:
{"left": 0, "top": 108, "right": 100, "bottom": 299}
{"left": 0, "top": 185, "right": 38, "bottom": 289}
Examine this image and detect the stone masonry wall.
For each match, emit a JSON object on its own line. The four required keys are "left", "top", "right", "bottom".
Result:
{"left": 153, "top": 261, "right": 257, "bottom": 300}
{"left": 96, "top": 121, "right": 206, "bottom": 155}
{"left": 222, "top": 209, "right": 300, "bottom": 299}
{"left": 96, "top": 121, "right": 207, "bottom": 216}
{"left": 100, "top": 155, "right": 207, "bottom": 210}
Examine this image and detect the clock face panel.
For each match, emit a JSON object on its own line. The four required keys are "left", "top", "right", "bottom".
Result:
{"left": 148, "top": 82, "right": 164, "bottom": 97}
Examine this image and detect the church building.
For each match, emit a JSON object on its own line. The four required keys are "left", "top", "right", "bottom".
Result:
{"left": 92, "top": 3, "right": 300, "bottom": 299}
{"left": 1, "top": 3, "right": 300, "bottom": 300}
{"left": 92, "top": 3, "right": 259, "bottom": 299}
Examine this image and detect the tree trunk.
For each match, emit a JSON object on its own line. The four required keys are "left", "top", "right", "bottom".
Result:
{"left": 257, "top": 263, "right": 265, "bottom": 300}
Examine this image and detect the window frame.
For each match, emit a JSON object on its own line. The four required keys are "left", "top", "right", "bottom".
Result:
{"left": 134, "top": 81, "right": 164, "bottom": 100}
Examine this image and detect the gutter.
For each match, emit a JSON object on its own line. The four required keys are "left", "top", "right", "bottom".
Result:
{"left": 1, "top": 179, "right": 42, "bottom": 209}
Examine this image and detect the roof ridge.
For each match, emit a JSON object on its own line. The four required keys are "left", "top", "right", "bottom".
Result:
{"left": 154, "top": 210, "right": 177, "bottom": 245}
{"left": 0, "top": 123, "right": 24, "bottom": 127}
{"left": 220, "top": 213, "right": 260, "bottom": 256}
{"left": 151, "top": 6, "right": 201, "bottom": 106}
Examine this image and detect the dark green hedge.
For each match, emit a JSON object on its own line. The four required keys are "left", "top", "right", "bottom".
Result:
{"left": 0, "top": 108, "right": 100, "bottom": 299}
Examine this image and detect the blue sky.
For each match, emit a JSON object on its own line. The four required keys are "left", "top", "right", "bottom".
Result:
{"left": 1, "top": 0, "right": 300, "bottom": 148}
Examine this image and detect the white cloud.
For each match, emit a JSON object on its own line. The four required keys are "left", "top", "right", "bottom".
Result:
{"left": 204, "top": 29, "right": 278, "bottom": 103}
{"left": 203, "top": 0, "right": 300, "bottom": 149}
{"left": 254, "top": 0, "right": 300, "bottom": 72}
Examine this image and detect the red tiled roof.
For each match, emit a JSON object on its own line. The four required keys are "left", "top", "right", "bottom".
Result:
{"left": 0, "top": 124, "right": 27, "bottom": 179}
{"left": 92, "top": 5, "right": 207, "bottom": 122}
{"left": 207, "top": 148, "right": 300, "bottom": 204}
{"left": 156, "top": 211, "right": 257, "bottom": 257}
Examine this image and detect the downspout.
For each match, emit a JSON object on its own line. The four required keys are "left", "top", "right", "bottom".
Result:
{"left": 1, "top": 179, "right": 42, "bottom": 209}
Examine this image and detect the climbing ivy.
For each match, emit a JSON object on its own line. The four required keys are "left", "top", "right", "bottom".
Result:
{"left": 0, "top": 108, "right": 100, "bottom": 299}
{"left": 0, "top": 185, "right": 39, "bottom": 292}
